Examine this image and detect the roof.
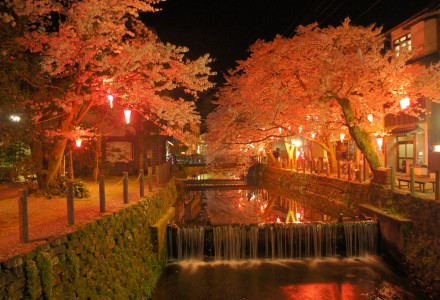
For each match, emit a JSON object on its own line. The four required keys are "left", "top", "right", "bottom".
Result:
{"left": 384, "top": 2, "right": 440, "bottom": 35}
{"left": 390, "top": 126, "right": 422, "bottom": 136}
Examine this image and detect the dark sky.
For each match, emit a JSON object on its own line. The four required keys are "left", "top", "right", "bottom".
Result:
{"left": 143, "top": 0, "right": 439, "bottom": 78}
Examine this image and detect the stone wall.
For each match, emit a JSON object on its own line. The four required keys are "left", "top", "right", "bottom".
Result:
{"left": 255, "top": 165, "right": 440, "bottom": 298}
{"left": 1, "top": 181, "right": 177, "bottom": 300}
{"left": 254, "top": 165, "right": 370, "bottom": 218}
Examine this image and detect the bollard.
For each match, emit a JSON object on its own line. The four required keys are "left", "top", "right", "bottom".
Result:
{"left": 390, "top": 167, "right": 395, "bottom": 191}
{"left": 99, "top": 175, "right": 106, "bottom": 212}
{"left": 140, "top": 169, "right": 145, "bottom": 197}
{"left": 436, "top": 170, "right": 440, "bottom": 201}
{"left": 18, "top": 190, "right": 29, "bottom": 243}
{"left": 410, "top": 167, "right": 415, "bottom": 196}
{"left": 123, "top": 172, "right": 129, "bottom": 204}
{"left": 148, "top": 167, "right": 153, "bottom": 192}
{"left": 67, "top": 181, "right": 74, "bottom": 225}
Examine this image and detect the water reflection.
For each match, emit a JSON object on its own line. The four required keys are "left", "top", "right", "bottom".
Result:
{"left": 174, "top": 189, "right": 336, "bottom": 226}
{"left": 152, "top": 258, "right": 427, "bottom": 300}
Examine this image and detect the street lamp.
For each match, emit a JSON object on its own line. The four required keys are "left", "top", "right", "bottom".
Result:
{"left": 10, "top": 115, "right": 20, "bottom": 122}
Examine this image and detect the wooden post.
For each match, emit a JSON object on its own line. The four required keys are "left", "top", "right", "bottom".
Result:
{"left": 358, "top": 164, "right": 363, "bottom": 183}
{"left": 337, "top": 161, "right": 341, "bottom": 179}
{"left": 123, "top": 172, "right": 129, "bottom": 204}
{"left": 156, "top": 165, "right": 161, "bottom": 186}
{"left": 18, "top": 190, "right": 29, "bottom": 243}
{"left": 435, "top": 170, "right": 440, "bottom": 201}
{"left": 99, "top": 175, "right": 106, "bottom": 212}
{"left": 390, "top": 166, "right": 395, "bottom": 191}
{"left": 148, "top": 167, "right": 153, "bottom": 192}
{"left": 140, "top": 169, "right": 145, "bottom": 197}
{"left": 410, "top": 167, "right": 415, "bottom": 196}
{"left": 347, "top": 162, "right": 352, "bottom": 181}
{"left": 67, "top": 181, "right": 74, "bottom": 225}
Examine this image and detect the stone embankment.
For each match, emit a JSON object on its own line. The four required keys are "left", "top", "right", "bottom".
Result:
{"left": 1, "top": 181, "right": 177, "bottom": 299}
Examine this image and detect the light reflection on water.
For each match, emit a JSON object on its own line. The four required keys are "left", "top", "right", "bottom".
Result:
{"left": 157, "top": 188, "right": 426, "bottom": 299}
{"left": 152, "top": 257, "right": 426, "bottom": 300}
{"left": 174, "top": 188, "right": 336, "bottom": 226}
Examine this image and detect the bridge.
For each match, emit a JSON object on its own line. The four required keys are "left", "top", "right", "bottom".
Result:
{"left": 183, "top": 179, "right": 248, "bottom": 189}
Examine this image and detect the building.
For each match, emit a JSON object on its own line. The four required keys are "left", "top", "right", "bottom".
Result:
{"left": 384, "top": 2, "right": 440, "bottom": 174}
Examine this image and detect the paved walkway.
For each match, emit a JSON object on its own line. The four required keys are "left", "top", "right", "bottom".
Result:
{"left": 0, "top": 177, "right": 160, "bottom": 262}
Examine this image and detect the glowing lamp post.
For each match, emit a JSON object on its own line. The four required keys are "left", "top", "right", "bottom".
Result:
{"left": 400, "top": 97, "right": 410, "bottom": 110}
{"left": 376, "top": 137, "right": 383, "bottom": 150}
{"left": 124, "top": 109, "right": 132, "bottom": 124}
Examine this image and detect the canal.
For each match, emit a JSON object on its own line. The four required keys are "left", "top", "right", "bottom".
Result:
{"left": 151, "top": 187, "right": 427, "bottom": 299}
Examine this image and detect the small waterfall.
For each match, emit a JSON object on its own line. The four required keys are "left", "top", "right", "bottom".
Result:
{"left": 168, "top": 221, "right": 377, "bottom": 261}
{"left": 343, "top": 221, "right": 378, "bottom": 257}
{"left": 174, "top": 227, "right": 205, "bottom": 261}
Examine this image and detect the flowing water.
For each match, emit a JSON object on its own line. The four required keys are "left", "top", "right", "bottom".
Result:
{"left": 151, "top": 188, "right": 427, "bottom": 299}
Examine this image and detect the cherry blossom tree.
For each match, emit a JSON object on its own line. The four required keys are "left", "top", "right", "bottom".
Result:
{"left": 2, "top": 0, "right": 214, "bottom": 191}
{"left": 207, "top": 19, "right": 436, "bottom": 172}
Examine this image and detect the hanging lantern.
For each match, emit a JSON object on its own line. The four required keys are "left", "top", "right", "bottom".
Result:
{"left": 107, "top": 95, "right": 114, "bottom": 108}
{"left": 377, "top": 137, "right": 383, "bottom": 150}
{"left": 400, "top": 97, "right": 410, "bottom": 109}
{"left": 75, "top": 138, "right": 82, "bottom": 148}
{"left": 340, "top": 133, "right": 345, "bottom": 143}
{"left": 311, "top": 132, "right": 315, "bottom": 138}
{"left": 124, "top": 109, "right": 131, "bottom": 124}
{"left": 367, "top": 114, "right": 373, "bottom": 123}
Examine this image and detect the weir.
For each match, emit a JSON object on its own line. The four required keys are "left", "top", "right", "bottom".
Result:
{"left": 167, "top": 221, "right": 378, "bottom": 261}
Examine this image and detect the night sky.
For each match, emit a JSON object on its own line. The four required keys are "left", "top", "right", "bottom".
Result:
{"left": 143, "top": 0, "right": 440, "bottom": 78}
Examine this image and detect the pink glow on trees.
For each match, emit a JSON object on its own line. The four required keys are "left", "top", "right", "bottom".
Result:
{"left": 3, "top": 0, "right": 214, "bottom": 191}
{"left": 206, "top": 19, "right": 439, "bottom": 171}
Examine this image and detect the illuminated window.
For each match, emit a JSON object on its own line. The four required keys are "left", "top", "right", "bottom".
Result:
{"left": 394, "top": 33, "right": 411, "bottom": 56}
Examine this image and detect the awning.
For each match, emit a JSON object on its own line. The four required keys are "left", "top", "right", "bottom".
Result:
{"left": 390, "top": 126, "right": 422, "bottom": 136}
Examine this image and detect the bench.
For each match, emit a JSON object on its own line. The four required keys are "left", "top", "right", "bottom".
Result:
{"left": 396, "top": 176, "right": 435, "bottom": 193}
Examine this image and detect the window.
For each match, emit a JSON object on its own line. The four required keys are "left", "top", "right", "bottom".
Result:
{"left": 394, "top": 33, "right": 411, "bottom": 56}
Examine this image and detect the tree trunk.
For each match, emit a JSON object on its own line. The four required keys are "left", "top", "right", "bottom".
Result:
{"left": 40, "top": 110, "right": 76, "bottom": 192}
{"left": 324, "top": 142, "right": 337, "bottom": 173}
{"left": 316, "top": 139, "right": 337, "bottom": 173}
{"left": 337, "top": 97, "right": 383, "bottom": 170}
{"left": 44, "top": 137, "right": 69, "bottom": 191}
{"left": 267, "top": 151, "right": 278, "bottom": 167}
